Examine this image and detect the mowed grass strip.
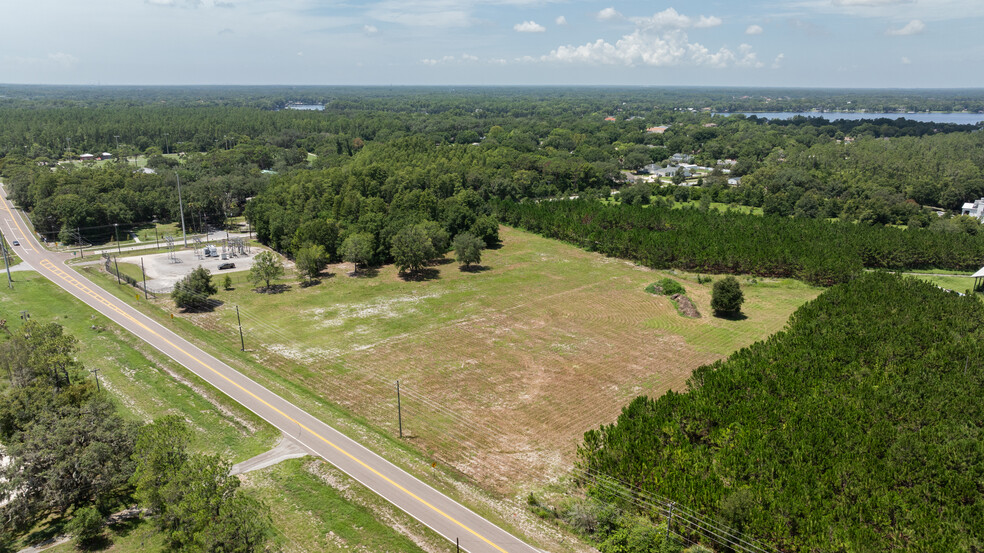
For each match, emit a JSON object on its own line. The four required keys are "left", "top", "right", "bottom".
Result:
{"left": 0, "top": 271, "right": 276, "bottom": 461}
{"left": 167, "top": 225, "right": 821, "bottom": 490}
{"left": 1, "top": 272, "right": 446, "bottom": 553}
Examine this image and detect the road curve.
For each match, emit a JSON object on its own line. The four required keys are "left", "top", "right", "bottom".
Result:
{"left": 0, "top": 185, "right": 542, "bottom": 553}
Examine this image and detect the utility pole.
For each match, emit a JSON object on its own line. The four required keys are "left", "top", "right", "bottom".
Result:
{"left": 176, "top": 173, "right": 188, "bottom": 247}
{"left": 666, "top": 502, "right": 675, "bottom": 537}
{"left": 236, "top": 305, "right": 245, "bottom": 351}
{"left": 77, "top": 227, "right": 84, "bottom": 259}
{"left": 141, "top": 258, "right": 148, "bottom": 299}
{"left": 396, "top": 380, "right": 403, "bottom": 438}
{"left": 0, "top": 230, "right": 13, "bottom": 289}
{"left": 114, "top": 223, "right": 122, "bottom": 254}
{"left": 153, "top": 219, "right": 160, "bottom": 250}
{"left": 90, "top": 368, "right": 101, "bottom": 391}
{"left": 114, "top": 256, "right": 121, "bottom": 286}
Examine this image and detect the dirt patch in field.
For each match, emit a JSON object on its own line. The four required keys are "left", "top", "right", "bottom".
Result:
{"left": 671, "top": 294, "right": 701, "bottom": 318}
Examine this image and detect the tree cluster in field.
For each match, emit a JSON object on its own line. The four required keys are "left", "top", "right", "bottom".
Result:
{"left": 244, "top": 142, "right": 501, "bottom": 272}
{"left": 577, "top": 273, "right": 984, "bottom": 552}
{"left": 0, "top": 322, "right": 271, "bottom": 552}
{"left": 495, "top": 199, "right": 984, "bottom": 285}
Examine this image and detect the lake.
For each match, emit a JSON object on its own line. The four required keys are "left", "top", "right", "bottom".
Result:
{"left": 285, "top": 104, "right": 325, "bottom": 111}
{"left": 717, "top": 112, "right": 984, "bottom": 125}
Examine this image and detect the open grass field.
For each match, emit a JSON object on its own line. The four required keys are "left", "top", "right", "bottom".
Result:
{"left": 0, "top": 273, "right": 447, "bottom": 553}
{"left": 147, "top": 226, "right": 821, "bottom": 492}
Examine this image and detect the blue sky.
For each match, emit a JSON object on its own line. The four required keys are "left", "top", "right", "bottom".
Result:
{"left": 2, "top": 0, "right": 981, "bottom": 87}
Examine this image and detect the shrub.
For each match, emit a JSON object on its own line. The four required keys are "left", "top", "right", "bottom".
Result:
{"left": 711, "top": 276, "right": 744, "bottom": 315}
{"left": 67, "top": 506, "right": 103, "bottom": 548}
{"left": 172, "top": 266, "right": 217, "bottom": 311}
{"left": 646, "top": 278, "right": 686, "bottom": 296}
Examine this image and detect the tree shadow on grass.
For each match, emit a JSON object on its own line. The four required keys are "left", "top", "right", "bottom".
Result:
{"left": 23, "top": 515, "right": 68, "bottom": 548}
{"left": 713, "top": 311, "right": 748, "bottom": 321}
{"left": 349, "top": 267, "right": 379, "bottom": 278}
{"left": 459, "top": 264, "right": 490, "bottom": 273}
{"left": 109, "top": 517, "right": 143, "bottom": 538}
{"left": 78, "top": 534, "right": 112, "bottom": 551}
{"left": 430, "top": 256, "right": 455, "bottom": 266}
{"left": 180, "top": 299, "right": 224, "bottom": 313}
{"left": 254, "top": 284, "right": 291, "bottom": 294}
{"left": 399, "top": 268, "right": 440, "bottom": 281}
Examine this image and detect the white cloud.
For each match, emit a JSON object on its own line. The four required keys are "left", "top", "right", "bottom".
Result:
{"left": 901, "top": 56, "right": 911, "bottom": 64}
{"left": 539, "top": 8, "right": 748, "bottom": 69}
{"left": 47, "top": 52, "right": 78, "bottom": 67}
{"left": 736, "top": 44, "right": 764, "bottom": 68}
{"left": 772, "top": 53, "right": 785, "bottom": 69}
{"left": 364, "top": 24, "right": 379, "bottom": 34}
{"left": 886, "top": 19, "right": 924, "bottom": 35}
{"left": 543, "top": 29, "right": 751, "bottom": 68}
{"left": 421, "top": 53, "right": 481, "bottom": 65}
{"left": 514, "top": 20, "right": 546, "bottom": 32}
{"left": 555, "top": 15, "right": 567, "bottom": 25}
{"left": 631, "top": 8, "right": 722, "bottom": 30}
{"left": 746, "top": 24, "right": 764, "bottom": 35}
{"left": 596, "top": 7, "right": 622, "bottom": 21}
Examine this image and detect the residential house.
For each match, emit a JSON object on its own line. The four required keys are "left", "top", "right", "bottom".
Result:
{"left": 961, "top": 198, "right": 984, "bottom": 220}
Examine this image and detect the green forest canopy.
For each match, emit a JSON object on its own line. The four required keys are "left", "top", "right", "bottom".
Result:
{"left": 578, "top": 273, "right": 984, "bottom": 552}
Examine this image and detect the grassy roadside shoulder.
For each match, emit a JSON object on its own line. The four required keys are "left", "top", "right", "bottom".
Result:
{"left": 0, "top": 272, "right": 443, "bottom": 553}
{"left": 75, "top": 261, "right": 585, "bottom": 553}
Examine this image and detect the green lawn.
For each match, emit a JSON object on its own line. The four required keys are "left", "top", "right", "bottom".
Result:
{"left": 88, "top": 225, "right": 820, "bottom": 495}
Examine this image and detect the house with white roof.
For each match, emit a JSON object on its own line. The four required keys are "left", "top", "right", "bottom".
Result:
{"left": 961, "top": 198, "right": 984, "bottom": 220}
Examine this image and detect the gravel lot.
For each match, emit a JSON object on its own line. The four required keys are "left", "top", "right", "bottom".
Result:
{"left": 121, "top": 246, "right": 264, "bottom": 290}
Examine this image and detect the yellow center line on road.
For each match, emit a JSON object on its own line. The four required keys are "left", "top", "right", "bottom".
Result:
{"left": 2, "top": 196, "right": 513, "bottom": 553}
{"left": 38, "top": 260, "right": 512, "bottom": 553}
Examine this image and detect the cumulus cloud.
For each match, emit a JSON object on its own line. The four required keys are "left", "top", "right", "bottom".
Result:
{"left": 364, "top": 24, "right": 379, "bottom": 34}
{"left": 514, "top": 20, "right": 546, "bottom": 32}
{"left": 538, "top": 8, "right": 750, "bottom": 69}
{"left": 772, "top": 53, "right": 785, "bottom": 69}
{"left": 886, "top": 19, "right": 924, "bottom": 35}
{"left": 543, "top": 29, "right": 753, "bottom": 68}
{"left": 596, "top": 7, "right": 622, "bottom": 21}
{"left": 555, "top": 15, "right": 567, "bottom": 25}
{"left": 421, "top": 53, "right": 481, "bottom": 65}
{"left": 631, "top": 8, "right": 722, "bottom": 30}
{"left": 746, "top": 24, "right": 764, "bottom": 35}
{"left": 901, "top": 56, "right": 911, "bottom": 64}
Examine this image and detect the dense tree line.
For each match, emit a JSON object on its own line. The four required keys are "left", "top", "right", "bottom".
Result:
{"left": 495, "top": 199, "right": 984, "bottom": 285}
{"left": 2, "top": 87, "right": 984, "bottom": 256}
{"left": 577, "top": 273, "right": 984, "bottom": 551}
{"left": 0, "top": 323, "right": 271, "bottom": 551}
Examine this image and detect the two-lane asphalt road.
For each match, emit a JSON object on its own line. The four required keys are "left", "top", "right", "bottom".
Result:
{"left": 0, "top": 184, "right": 542, "bottom": 553}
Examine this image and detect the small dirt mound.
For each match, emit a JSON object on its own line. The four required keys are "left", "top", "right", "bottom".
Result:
{"left": 671, "top": 293, "right": 701, "bottom": 318}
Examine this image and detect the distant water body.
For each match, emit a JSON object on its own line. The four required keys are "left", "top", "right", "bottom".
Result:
{"left": 284, "top": 104, "right": 324, "bottom": 111}
{"left": 719, "top": 112, "right": 984, "bottom": 125}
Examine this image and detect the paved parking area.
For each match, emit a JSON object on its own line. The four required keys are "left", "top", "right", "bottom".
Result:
{"left": 121, "top": 246, "right": 263, "bottom": 290}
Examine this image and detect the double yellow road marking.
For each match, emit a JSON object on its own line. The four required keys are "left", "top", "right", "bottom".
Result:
{"left": 2, "top": 197, "right": 513, "bottom": 553}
